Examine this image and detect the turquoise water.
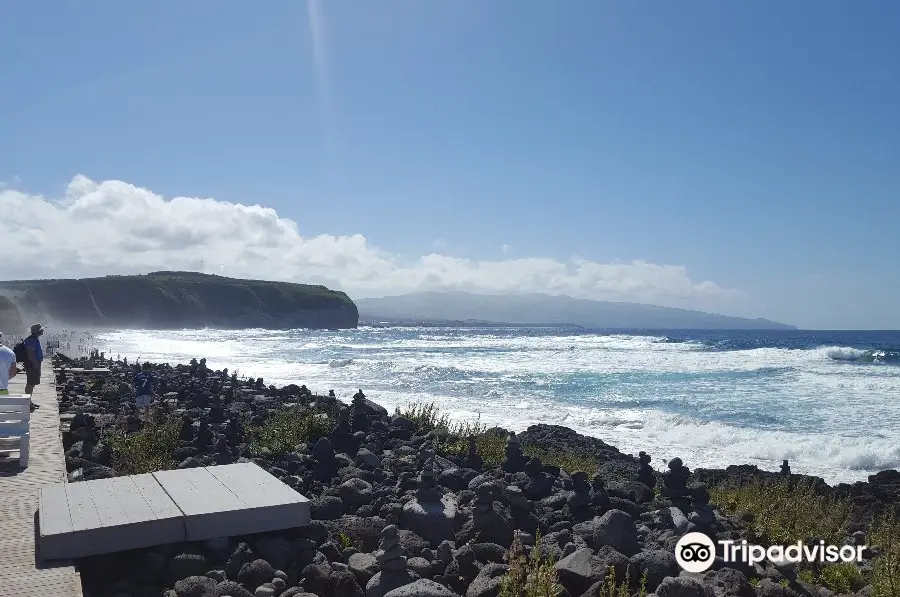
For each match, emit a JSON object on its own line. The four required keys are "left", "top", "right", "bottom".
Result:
{"left": 96, "top": 327, "right": 900, "bottom": 484}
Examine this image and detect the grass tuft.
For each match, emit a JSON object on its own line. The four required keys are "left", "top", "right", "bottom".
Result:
{"left": 818, "top": 562, "right": 863, "bottom": 594}
{"left": 597, "top": 566, "right": 647, "bottom": 597}
{"left": 336, "top": 532, "right": 354, "bottom": 550}
{"left": 395, "top": 401, "right": 600, "bottom": 473}
{"left": 246, "top": 404, "right": 336, "bottom": 457}
{"left": 395, "top": 402, "right": 451, "bottom": 432}
{"left": 499, "top": 531, "right": 562, "bottom": 597}
{"left": 104, "top": 417, "right": 180, "bottom": 475}
{"left": 522, "top": 443, "right": 599, "bottom": 476}
{"left": 709, "top": 478, "right": 853, "bottom": 545}
{"left": 870, "top": 509, "right": 900, "bottom": 597}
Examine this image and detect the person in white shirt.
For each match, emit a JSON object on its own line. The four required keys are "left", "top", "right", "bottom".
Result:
{"left": 0, "top": 331, "right": 18, "bottom": 395}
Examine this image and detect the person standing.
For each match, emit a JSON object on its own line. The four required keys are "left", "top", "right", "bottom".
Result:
{"left": 23, "top": 323, "right": 44, "bottom": 397}
{"left": 133, "top": 362, "right": 155, "bottom": 418}
{"left": 0, "top": 331, "right": 18, "bottom": 395}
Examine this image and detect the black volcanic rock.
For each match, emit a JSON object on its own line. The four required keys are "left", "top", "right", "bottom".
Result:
{"left": 59, "top": 355, "right": 897, "bottom": 597}
{"left": 518, "top": 424, "right": 629, "bottom": 466}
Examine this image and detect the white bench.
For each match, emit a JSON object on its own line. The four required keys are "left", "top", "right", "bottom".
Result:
{"left": 0, "top": 395, "right": 31, "bottom": 467}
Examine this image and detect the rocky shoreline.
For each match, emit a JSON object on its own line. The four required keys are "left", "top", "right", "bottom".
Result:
{"left": 54, "top": 354, "right": 900, "bottom": 597}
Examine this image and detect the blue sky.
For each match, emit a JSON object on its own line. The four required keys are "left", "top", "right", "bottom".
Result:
{"left": 1, "top": 1, "right": 898, "bottom": 329}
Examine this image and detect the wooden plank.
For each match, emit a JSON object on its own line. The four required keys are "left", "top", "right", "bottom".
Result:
{"left": 0, "top": 365, "right": 82, "bottom": 596}
{"left": 133, "top": 473, "right": 185, "bottom": 520}
{"left": 89, "top": 477, "right": 143, "bottom": 527}
{"left": 40, "top": 474, "right": 186, "bottom": 560}
{"left": 153, "top": 467, "right": 244, "bottom": 515}
{"left": 153, "top": 464, "right": 309, "bottom": 542}
{"left": 154, "top": 467, "right": 243, "bottom": 541}
{"left": 65, "top": 482, "right": 102, "bottom": 532}
{"left": 208, "top": 462, "right": 309, "bottom": 508}
{"left": 39, "top": 484, "right": 73, "bottom": 536}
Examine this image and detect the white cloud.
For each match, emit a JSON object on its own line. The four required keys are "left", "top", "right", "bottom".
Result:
{"left": 0, "top": 176, "right": 738, "bottom": 304}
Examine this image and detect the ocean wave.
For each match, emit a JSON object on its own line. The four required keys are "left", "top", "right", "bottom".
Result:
{"left": 825, "top": 346, "right": 900, "bottom": 364}
{"left": 94, "top": 326, "right": 900, "bottom": 483}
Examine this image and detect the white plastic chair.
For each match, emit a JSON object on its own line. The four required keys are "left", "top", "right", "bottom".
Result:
{"left": 0, "top": 394, "right": 31, "bottom": 467}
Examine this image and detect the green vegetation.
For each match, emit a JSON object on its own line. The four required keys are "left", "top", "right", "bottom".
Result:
{"left": 96, "top": 379, "right": 125, "bottom": 401}
{"left": 870, "top": 511, "right": 900, "bottom": 597}
{"left": 104, "top": 417, "right": 180, "bottom": 475}
{"left": 710, "top": 478, "right": 853, "bottom": 545}
{"left": 711, "top": 477, "right": 900, "bottom": 595}
{"left": 394, "top": 402, "right": 501, "bottom": 464}
{"left": 499, "top": 532, "right": 562, "bottom": 597}
{"left": 522, "top": 443, "right": 599, "bottom": 476}
{"left": 598, "top": 567, "right": 647, "bottom": 597}
{"left": 394, "top": 401, "right": 600, "bottom": 473}
{"left": 0, "top": 271, "right": 357, "bottom": 329}
{"left": 818, "top": 562, "right": 863, "bottom": 594}
{"left": 336, "top": 532, "right": 354, "bottom": 550}
{"left": 798, "top": 565, "right": 864, "bottom": 594}
{"left": 395, "top": 402, "right": 453, "bottom": 433}
{"left": 246, "top": 404, "right": 336, "bottom": 457}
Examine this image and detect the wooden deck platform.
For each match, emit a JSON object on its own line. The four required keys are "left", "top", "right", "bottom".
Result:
{"left": 52, "top": 367, "right": 111, "bottom": 374}
{"left": 0, "top": 367, "right": 84, "bottom": 597}
{"left": 40, "top": 463, "right": 311, "bottom": 560}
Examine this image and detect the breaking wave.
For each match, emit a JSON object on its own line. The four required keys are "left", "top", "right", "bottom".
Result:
{"left": 94, "top": 326, "right": 900, "bottom": 484}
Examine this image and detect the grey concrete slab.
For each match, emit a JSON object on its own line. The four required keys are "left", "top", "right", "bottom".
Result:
{"left": 154, "top": 463, "right": 310, "bottom": 541}
{"left": 39, "top": 474, "right": 185, "bottom": 560}
{"left": 39, "top": 463, "right": 310, "bottom": 559}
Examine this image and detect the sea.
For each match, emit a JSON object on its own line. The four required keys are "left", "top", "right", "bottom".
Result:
{"left": 90, "top": 327, "right": 900, "bottom": 485}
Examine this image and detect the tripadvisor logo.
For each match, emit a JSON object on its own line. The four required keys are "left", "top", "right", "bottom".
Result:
{"left": 675, "top": 532, "right": 866, "bottom": 573}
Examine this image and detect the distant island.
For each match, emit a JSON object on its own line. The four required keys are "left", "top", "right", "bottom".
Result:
{"left": 355, "top": 291, "right": 796, "bottom": 330}
{"left": 0, "top": 272, "right": 358, "bottom": 331}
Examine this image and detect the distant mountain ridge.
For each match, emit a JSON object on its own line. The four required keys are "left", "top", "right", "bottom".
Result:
{"left": 355, "top": 291, "right": 795, "bottom": 330}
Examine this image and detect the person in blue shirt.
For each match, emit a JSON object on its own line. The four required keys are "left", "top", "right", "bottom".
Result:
{"left": 133, "top": 362, "right": 155, "bottom": 417}
{"left": 23, "top": 323, "right": 44, "bottom": 397}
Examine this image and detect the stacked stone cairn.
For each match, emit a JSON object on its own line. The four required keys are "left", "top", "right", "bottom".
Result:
{"left": 403, "top": 452, "right": 458, "bottom": 546}
{"left": 688, "top": 482, "right": 716, "bottom": 536}
{"left": 366, "top": 524, "right": 419, "bottom": 597}
{"left": 469, "top": 482, "right": 514, "bottom": 546}
{"left": 781, "top": 459, "right": 791, "bottom": 476}
{"left": 566, "top": 471, "right": 594, "bottom": 521}
{"left": 501, "top": 431, "right": 527, "bottom": 473}
{"left": 417, "top": 454, "right": 441, "bottom": 502}
{"left": 376, "top": 524, "right": 407, "bottom": 572}
{"left": 662, "top": 456, "right": 692, "bottom": 508}
{"left": 464, "top": 435, "right": 483, "bottom": 469}
{"left": 591, "top": 473, "right": 610, "bottom": 510}
{"left": 352, "top": 388, "right": 369, "bottom": 432}
{"left": 330, "top": 406, "right": 358, "bottom": 455}
{"left": 637, "top": 450, "right": 655, "bottom": 487}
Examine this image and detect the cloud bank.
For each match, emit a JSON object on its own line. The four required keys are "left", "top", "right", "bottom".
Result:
{"left": 0, "top": 176, "right": 736, "bottom": 304}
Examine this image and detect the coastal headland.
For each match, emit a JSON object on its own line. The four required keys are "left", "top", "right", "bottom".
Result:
{"left": 53, "top": 351, "right": 899, "bottom": 597}
{"left": 0, "top": 271, "right": 358, "bottom": 331}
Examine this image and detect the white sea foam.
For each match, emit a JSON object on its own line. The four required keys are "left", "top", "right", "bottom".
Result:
{"left": 95, "top": 327, "right": 900, "bottom": 484}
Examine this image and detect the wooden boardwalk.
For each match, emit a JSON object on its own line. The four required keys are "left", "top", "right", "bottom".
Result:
{"left": 0, "top": 366, "right": 83, "bottom": 597}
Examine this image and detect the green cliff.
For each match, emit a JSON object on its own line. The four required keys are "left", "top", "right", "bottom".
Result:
{"left": 0, "top": 271, "right": 358, "bottom": 330}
